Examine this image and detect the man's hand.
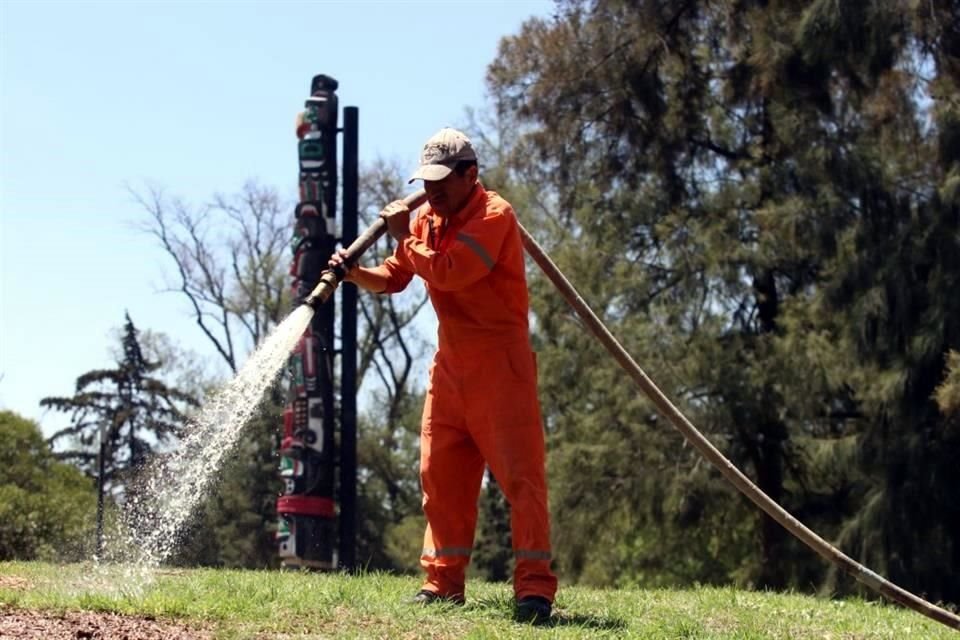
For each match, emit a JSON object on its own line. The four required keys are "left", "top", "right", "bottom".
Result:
{"left": 380, "top": 200, "right": 411, "bottom": 242}
{"left": 328, "top": 248, "right": 356, "bottom": 282}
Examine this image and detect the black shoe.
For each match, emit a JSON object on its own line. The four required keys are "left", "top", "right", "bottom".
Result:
{"left": 410, "top": 589, "right": 465, "bottom": 606}
{"left": 515, "top": 595, "right": 552, "bottom": 623}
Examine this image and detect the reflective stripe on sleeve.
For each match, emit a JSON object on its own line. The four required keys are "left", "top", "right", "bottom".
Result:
{"left": 455, "top": 232, "right": 495, "bottom": 270}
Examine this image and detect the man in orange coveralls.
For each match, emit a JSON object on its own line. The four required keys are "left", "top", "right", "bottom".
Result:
{"left": 329, "top": 127, "right": 557, "bottom": 623}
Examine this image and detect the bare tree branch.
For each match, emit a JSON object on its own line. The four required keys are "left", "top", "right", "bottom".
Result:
{"left": 352, "top": 160, "right": 433, "bottom": 421}
{"left": 130, "top": 181, "right": 291, "bottom": 373}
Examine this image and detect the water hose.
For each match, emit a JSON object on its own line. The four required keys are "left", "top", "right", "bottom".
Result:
{"left": 517, "top": 222, "right": 960, "bottom": 631}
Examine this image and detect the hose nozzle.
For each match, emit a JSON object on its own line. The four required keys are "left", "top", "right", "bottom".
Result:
{"left": 303, "top": 270, "right": 340, "bottom": 310}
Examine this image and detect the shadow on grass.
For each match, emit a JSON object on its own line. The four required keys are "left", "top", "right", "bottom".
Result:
{"left": 537, "top": 610, "right": 628, "bottom": 630}
{"left": 469, "top": 596, "right": 626, "bottom": 631}
{"left": 537, "top": 612, "right": 627, "bottom": 631}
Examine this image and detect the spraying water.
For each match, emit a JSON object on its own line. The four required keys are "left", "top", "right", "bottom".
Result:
{"left": 98, "top": 304, "right": 314, "bottom": 587}
{"left": 84, "top": 191, "right": 427, "bottom": 595}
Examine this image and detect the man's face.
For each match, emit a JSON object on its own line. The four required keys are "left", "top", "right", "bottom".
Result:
{"left": 424, "top": 165, "right": 477, "bottom": 217}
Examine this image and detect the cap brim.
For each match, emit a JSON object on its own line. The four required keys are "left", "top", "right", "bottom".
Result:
{"left": 408, "top": 164, "right": 454, "bottom": 184}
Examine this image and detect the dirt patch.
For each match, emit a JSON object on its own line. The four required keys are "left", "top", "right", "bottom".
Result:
{"left": 0, "top": 608, "right": 212, "bottom": 639}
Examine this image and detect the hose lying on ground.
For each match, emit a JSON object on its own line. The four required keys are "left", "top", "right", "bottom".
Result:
{"left": 518, "top": 222, "right": 960, "bottom": 632}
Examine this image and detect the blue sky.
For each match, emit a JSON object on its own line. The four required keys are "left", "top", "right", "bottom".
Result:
{"left": 0, "top": 0, "right": 556, "bottom": 433}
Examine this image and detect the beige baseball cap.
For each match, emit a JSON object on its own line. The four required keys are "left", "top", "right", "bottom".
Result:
{"left": 408, "top": 128, "right": 478, "bottom": 183}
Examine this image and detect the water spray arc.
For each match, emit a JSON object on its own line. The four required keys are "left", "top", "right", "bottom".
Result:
{"left": 117, "top": 304, "right": 315, "bottom": 577}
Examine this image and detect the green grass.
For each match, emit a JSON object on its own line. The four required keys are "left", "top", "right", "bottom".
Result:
{"left": 0, "top": 561, "right": 955, "bottom": 638}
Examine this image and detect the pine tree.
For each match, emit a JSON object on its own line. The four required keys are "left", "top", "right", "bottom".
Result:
{"left": 41, "top": 312, "right": 199, "bottom": 498}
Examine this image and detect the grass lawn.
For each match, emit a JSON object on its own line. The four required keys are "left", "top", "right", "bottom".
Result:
{"left": 0, "top": 561, "right": 955, "bottom": 639}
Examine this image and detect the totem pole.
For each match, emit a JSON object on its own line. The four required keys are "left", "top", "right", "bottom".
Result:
{"left": 276, "top": 74, "right": 349, "bottom": 569}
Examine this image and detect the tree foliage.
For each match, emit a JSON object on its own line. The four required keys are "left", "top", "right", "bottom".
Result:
{"left": 471, "top": 472, "right": 513, "bottom": 583}
{"left": 41, "top": 313, "right": 198, "bottom": 498}
{"left": 0, "top": 411, "right": 97, "bottom": 561}
{"left": 485, "top": 0, "right": 960, "bottom": 602}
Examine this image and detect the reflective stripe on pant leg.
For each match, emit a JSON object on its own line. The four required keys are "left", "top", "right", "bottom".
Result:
{"left": 419, "top": 350, "right": 485, "bottom": 598}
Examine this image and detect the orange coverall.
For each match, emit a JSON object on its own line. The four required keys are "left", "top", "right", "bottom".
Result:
{"left": 365, "top": 184, "right": 558, "bottom": 603}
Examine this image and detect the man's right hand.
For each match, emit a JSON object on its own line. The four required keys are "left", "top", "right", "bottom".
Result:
{"left": 380, "top": 200, "right": 412, "bottom": 242}
{"left": 328, "top": 248, "right": 356, "bottom": 282}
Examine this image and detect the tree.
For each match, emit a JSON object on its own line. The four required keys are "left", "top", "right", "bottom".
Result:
{"left": 133, "top": 180, "right": 298, "bottom": 567}
{"left": 354, "top": 159, "right": 432, "bottom": 417}
{"left": 935, "top": 351, "right": 960, "bottom": 420}
{"left": 485, "top": 0, "right": 960, "bottom": 601}
{"left": 42, "top": 312, "right": 198, "bottom": 496}
{"left": 133, "top": 180, "right": 291, "bottom": 374}
{"left": 355, "top": 388, "right": 424, "bottom": 571}
{"left": 116, "top": 327, "right": 221, "bottom": 405}
{"left": 0, "top": 411, "right": 97, "bottom": 561}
